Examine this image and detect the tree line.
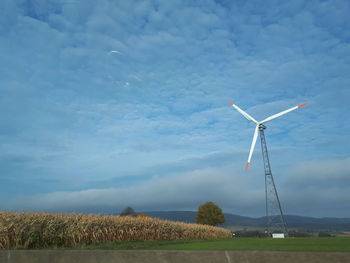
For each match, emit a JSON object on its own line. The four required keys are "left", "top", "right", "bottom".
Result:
{"left": 119, "top": 201, "right": 225, "bottom": 226}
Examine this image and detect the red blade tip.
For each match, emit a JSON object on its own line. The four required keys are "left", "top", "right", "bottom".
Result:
{"left": 245, "top": 162, "right": 250, "bottom": 171}
{"left": 298, "top": 102, "right": 309, "bottom": 108}
{"left": 227, "top": 100, "right": 234, "bottom": 106}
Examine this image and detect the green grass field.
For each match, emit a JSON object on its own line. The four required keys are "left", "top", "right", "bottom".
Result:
{"left": 147, "top": 237, "right": 350, "bottom": 251}
{"left": 73, "top": 237, "right": 350, "bottom": 252}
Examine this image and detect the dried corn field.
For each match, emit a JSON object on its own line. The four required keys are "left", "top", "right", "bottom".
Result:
{"left": 0, "top": 211, "right": 231, "bottom": 249}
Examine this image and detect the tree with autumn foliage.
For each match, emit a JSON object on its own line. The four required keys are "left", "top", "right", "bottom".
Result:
{"left": 196, "top": 201, "right": 225, "bottom": 226}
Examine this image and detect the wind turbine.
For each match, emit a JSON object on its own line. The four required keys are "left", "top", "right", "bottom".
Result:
{"left": 228, "top": 100, "right": 308, "bottom": 236}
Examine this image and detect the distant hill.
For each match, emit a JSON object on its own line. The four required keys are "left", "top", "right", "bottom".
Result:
{"left": 142, "top": 211, "right": 350, "bottom": 231}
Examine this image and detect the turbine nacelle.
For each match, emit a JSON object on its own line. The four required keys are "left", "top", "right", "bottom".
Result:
{"left": 258, "top": 124, "right": 266, "bottom": 130}
{"left": 228, "top": 100, "right": 308, "bottom": 170}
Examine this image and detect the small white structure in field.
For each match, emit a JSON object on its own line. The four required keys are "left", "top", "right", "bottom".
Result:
{"left": 272, "top": 233, "right": 285, "bottom": 238}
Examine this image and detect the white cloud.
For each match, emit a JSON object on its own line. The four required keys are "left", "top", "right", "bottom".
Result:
{"left": 3, "top": 153, "right": 350, "bottom": 217}
{"left": 3, "top": 166, "right": 263, "bottom": 215}
{"left": 0, "top": 0, "right": 349, "bottom": 217}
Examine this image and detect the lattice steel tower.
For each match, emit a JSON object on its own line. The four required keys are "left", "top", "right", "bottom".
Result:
{"left": 259, "top": 124, "right": 288, "bottom": 236}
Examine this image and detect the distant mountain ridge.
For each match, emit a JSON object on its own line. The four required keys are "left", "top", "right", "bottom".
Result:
{"left": 142, "top": 211, "right": 350, "bottom": 231}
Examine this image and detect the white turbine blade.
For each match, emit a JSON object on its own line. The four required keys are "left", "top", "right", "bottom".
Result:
{"left": 228, "top": 100, "right": 258, "bottom": 124}
{"left": 246, "top": 125, "right": 259, "bottom": 171}
{"left": 260, "top": 102, "right": 309, "bottom": 124}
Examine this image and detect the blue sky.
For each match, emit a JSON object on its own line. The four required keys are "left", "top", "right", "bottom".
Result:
{"left": 0, "top": 0, "right": 349, "bottom": 217}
